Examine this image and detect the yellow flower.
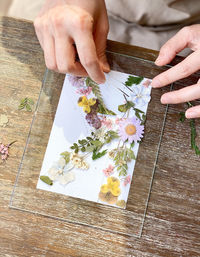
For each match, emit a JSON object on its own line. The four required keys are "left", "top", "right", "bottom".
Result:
{"left": 78, "top": 96, "right": 96, "bottom": 113}
{"left": 100, "top": 177, "right": 121, "bottom": 197}
{"left": 99, "top": 191, "right": 118, "bottom": 204}
{"left": 116, "top": 200, "right": 126, "bottom": 208}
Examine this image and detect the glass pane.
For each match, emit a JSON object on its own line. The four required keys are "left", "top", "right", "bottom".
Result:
{"left": 10, "top": 51, "right": 170, "bottom": 238}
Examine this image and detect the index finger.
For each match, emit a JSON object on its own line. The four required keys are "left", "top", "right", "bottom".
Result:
{"left": 151, "top": 50, "right": 200, "bottom": 88}
{"left": 74, "top": 30, "right": 106, "bottom": 84}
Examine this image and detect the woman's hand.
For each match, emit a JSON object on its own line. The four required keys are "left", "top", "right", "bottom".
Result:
{"left": 151, "top": 25, "right": 200, "bottom": 118}
{"left": 34, "top": 0, "right": 109, "bottom": 84}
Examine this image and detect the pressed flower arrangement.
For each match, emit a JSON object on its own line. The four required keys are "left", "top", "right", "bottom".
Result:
{"left": 39, "top": 72, "right": 152, "bottom": 208}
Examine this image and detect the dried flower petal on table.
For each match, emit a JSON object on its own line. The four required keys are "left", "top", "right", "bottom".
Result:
{"left": 0, "top": 114, "right": 9, "bottom": 127}
{"left": 18, "top": 97, "right": 34, "bottom": 112}
{"left": 0, "top": 141, "right": 16, "bottom": 161}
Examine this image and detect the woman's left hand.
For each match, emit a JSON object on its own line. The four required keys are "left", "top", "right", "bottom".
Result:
{"left": 151, "top": 25, "right": 200, "bottom": 119}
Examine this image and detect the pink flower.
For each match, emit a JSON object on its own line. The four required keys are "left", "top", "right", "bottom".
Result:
{"left": 142, "top": 79, "right": 151, "bottom": 88}
{"left": 124, "top": 175, "right": 131, "bottom": 186}
{"left": 101, "top": 117, "right": 113, "bottom": 129}
{"left": 115, "top": 117, "right": 125, "bottom": 125}
{"left": 76, "top": 87, "right": 92, "bottom": 96}
{"left": 0, "top": 141, "right": 16, "bottom": 161}
{"left": 0, "top": 143, "right": 9, "bottom": 160}
{"left": 102, "top": 165, "right": 114, "bottom": 177}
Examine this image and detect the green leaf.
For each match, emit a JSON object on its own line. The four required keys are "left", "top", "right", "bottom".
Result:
{"left": 105, "top": 130, "right": 119, "bottom": 143}
{"left": 18, "top": 97, "right": 34, "bottom": 112}
{"left": 179, "top": 112, "right": 186, "bottom": 122}
{"left": 81, "top": 147, "right": 86, "bottom": 152}
{"left": 97, "top": 102, "right": 116, "bottom": 116}
{"left": 60, "top": 151, "right": 71, "bottom": 164}
{"left": 190, "top": 119, "right": 200, "bottom": 155}
{"left": 92, "top": 149, "right": 107, "bottom": 160}
{"left": 85, "top": 145, "right": 96, "bottom": 152}
{"left": 134, "top": 108, "right": 144, "bottom": 114}
{"left": 26, "top": 104, "right": 32, "bottom": 112}
{"left": 135, "top": 111, "right": 141, "bottom": 120}
{"left": 91, "top": 140, "right": 102, "bottom": 147}
{"left": 118, "top": 101, "right": 135, "bottom": 113}
{"left": 125, "top": 76, "right": 143, "bottom": 86}
{"left": 40, "top": 176, "right": 53, "bottom": 186}
{"left": 119, "top": 168, "right": 128, "bottom": 177}
{"left": 18, "top": 104, "right": 25, "bottom": 110}
{"left": 27, "top": 98, "right": 34, "bottom": 105}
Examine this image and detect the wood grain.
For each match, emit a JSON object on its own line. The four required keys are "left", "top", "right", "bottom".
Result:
{"left": 0, "top": 16, "right": 200, "bottom": 257}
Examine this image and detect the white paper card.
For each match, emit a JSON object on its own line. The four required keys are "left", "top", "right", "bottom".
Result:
{"left": 37, "top": 70, "right": 152, "bottom": 209}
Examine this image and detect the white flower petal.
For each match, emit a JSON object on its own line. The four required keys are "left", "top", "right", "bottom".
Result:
{"left": 58, "top": 157, "right": 66, "bottom": 168}
{"left": 58, "top": 171, "right": 75, "bottom": 185}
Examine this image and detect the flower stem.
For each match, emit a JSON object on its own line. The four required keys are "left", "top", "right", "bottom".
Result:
{"left": 8, "top": 140, "right": 17, "bottom": 147}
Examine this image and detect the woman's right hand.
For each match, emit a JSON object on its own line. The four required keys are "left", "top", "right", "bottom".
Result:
{"left": 34, "top": 0, "right": 110, "bottom": 84}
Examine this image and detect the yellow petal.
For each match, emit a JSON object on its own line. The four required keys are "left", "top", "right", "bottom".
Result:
{"left": 107, "top": 177, "right": 113, "bottom": 185}
{"left": 100, "top": 184, "right": 109, "bottom": 194}
{"left": 108, "top": 177, "right": 120, "bottom": 187}
{"left": 111, "top": 187, "right": 121, "bottom": 197}
{"left": 83, "top": 105, "right": 91, "bottom": 113}
{"left": 78, "top": 96, "right": 88, "bottom": 107}
{"left": 88, "top": 98, "right": 96, "bottom": 106}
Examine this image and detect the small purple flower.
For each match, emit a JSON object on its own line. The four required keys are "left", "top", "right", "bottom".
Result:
{"left": 118, "top": 117, "right": 144, "bottom": 143}
{"left": 68, "top": 75, "right": 85, "bottom": 88}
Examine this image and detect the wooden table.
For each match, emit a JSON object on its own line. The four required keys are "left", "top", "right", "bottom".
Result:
{"left": 0, "top": 16, "right": 199, "bottom": 257}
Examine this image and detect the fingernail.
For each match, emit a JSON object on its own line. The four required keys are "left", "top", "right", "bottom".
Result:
{"left": 160, "top": 94, "right": 169, "bottom": 104}
{"left": 103, "top": 63, "right": 110, "bottom": 73}
{"left": 151, "top": 79, "right": 160, "bottom": 88}
{"left": 155, "top": 57, "right": 163, "bottom": 65}
{"left": 186, "top": 110, "right": 197, "bottom": 119}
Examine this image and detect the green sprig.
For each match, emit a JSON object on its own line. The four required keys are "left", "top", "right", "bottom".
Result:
{"left": 125, "top": 76, "right": 143, "bottom": 87}
{"left": 92, "top": 149, "right": 107, "bottom": 160}
{"left": 18, "top": 97, "right": 34, "bottom": 112}
{"left": 179, "top": 102, "right": 200, "bottom": 155}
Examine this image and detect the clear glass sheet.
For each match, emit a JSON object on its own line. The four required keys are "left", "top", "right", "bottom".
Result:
{"left": 10, "top": 51, "right": 169, "bottom": 238}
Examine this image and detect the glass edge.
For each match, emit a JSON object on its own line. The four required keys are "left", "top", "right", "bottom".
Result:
{"left": 9, "top": 63, "right": 172, "bottom": 238}
{"left": 9, "top": 68, "right": 49, "bottom": 207}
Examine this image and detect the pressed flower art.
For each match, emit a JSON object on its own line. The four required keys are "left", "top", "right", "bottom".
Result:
{"left": 118, "top": 117, "right": 144, "bottom": 143}
{"left": 38, "top": 71, "right": 152, "bottom": 209}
